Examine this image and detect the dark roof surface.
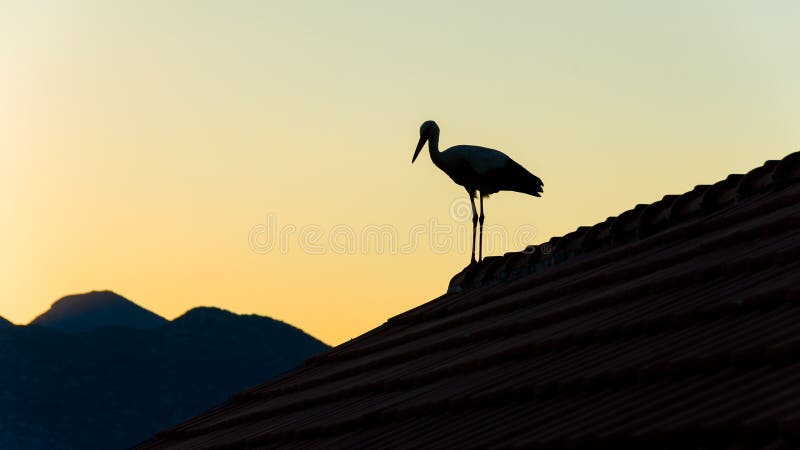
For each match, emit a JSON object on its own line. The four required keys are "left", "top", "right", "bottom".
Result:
{"left": 138, "top": 151, "right": 800, "bottom": 450}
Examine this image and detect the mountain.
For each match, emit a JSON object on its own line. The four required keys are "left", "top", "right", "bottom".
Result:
{"left": 29, "top": 290, "right": 168, "bottom": 332}
{"left": 0, "top": 315, "right": 13, "bottom": 328}
{"left": 0, "top": 302, "right": 328, "bottom": 450}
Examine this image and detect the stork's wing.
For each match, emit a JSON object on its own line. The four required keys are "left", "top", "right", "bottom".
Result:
{"left": 444, "top": 145, "right": 543, "bottom": 197}
{"left": 445, "top": 145, "right": 510, "bottom": 175}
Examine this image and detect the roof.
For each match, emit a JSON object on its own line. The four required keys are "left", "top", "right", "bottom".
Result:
{"left": 137, "top": 151, "right": 800, "bottom": 450}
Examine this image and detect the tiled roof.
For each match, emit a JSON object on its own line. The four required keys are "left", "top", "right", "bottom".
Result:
{"left": 137, "top": 151, "right": 800, "bottom": 450}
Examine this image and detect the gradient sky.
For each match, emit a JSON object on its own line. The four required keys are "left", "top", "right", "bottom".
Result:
{"left": 2, "top": 1, "right": 799, "bottom": 345}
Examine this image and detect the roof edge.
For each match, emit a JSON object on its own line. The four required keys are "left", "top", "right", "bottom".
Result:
{"left": 447, "top": 150, "right": 800, "bottom": 294}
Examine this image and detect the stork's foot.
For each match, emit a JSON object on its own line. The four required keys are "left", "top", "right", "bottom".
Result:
{"left": 469, "top": 256, "right": 478, "bottom": 266}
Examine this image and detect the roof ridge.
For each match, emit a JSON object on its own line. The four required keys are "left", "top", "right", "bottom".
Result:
{"left": 446, "top": 150, "right": 799, "bottom": 294}
{"left": 381, "top": 181, "right": 800, "bottom": 328}
{"left": 294, "top": 189, "right": 800, "bottom": 371}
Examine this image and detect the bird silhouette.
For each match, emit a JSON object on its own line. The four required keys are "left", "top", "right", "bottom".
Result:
{"left": 412, "top": 120, "right": 543, "bottom": 265}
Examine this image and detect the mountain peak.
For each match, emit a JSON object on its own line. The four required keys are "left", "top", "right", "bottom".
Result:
{"left": 171, "top": 306, "right": 273, "bottom": 329}
{"left": 30, "top": 290, "right": 168, "bottom": 332}
{"left": 168, "top": 306, "right": 326, "bottom": 346}
{"left": 180, "top": 306, "right": 235, "bottom": 318}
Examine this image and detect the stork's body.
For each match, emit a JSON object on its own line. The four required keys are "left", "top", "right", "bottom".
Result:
{"left": 412, "top": 120, "right": 543, "bottom": 264}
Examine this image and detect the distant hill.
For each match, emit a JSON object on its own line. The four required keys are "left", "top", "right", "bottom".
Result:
{"left": 29, "top": 290, "right": 168, "bottom": 332}
{"left": 0, "top": 315, "right": 13, "bottom": 328}
{"left": 0, "top": 297, "right": 329, "bottom": 450}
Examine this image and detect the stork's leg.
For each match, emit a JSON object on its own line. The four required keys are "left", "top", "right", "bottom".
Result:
{"left": 469, "top": 193, "right": 478, "bottom": 265}
{"left": 479, "top": 195, "right": 485, "bottom": 262}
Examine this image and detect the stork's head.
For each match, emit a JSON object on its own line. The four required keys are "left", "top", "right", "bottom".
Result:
{"left": 412, "top": 120, "right": 439, "bottom": 163}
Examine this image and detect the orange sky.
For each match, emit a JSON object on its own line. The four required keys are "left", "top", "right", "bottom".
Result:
{"left": 2, "top": 2, "right": 799, "bottom": 345}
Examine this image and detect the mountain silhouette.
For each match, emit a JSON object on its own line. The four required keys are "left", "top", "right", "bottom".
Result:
{"left": 0, "top": 297, "right": 328, "bottom": 450}
{"left": 0, "top": 315, "right": 13, "bottom": 328}
{"left": 29, "top": 290, "right": 168, "bottom": 332}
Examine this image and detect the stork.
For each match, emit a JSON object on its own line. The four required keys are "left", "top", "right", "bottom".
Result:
{"left": 412, "top": 120, "right": 543, "bottom": 265}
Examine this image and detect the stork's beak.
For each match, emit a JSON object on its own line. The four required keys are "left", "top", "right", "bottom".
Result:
{"left": 412, "top": 135, "right": 426, "bottom": 163}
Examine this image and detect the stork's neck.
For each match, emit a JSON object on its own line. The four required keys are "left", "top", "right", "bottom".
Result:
{"left": 428, "top": 132, "right": 444, "bottom": 167}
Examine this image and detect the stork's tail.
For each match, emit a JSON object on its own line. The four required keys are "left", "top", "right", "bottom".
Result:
{"left": 506, "top": 160, "right": 543, "bottom": 197}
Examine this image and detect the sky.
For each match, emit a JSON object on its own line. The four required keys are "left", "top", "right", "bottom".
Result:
{"left": 2, "top": 1, "right": 799, "bottom": 345}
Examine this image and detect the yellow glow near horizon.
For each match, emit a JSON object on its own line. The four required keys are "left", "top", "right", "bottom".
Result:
{"left": 2, "top": 1, "right": 799, "bottom": 344}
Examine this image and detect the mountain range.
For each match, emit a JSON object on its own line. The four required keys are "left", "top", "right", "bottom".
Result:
{"left": 0, "top": 291, "right": 329, "bottom": 450}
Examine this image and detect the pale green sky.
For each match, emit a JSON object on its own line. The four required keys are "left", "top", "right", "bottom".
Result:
{"left": 2, "top": 1, "right": 799, "bottom": 344}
